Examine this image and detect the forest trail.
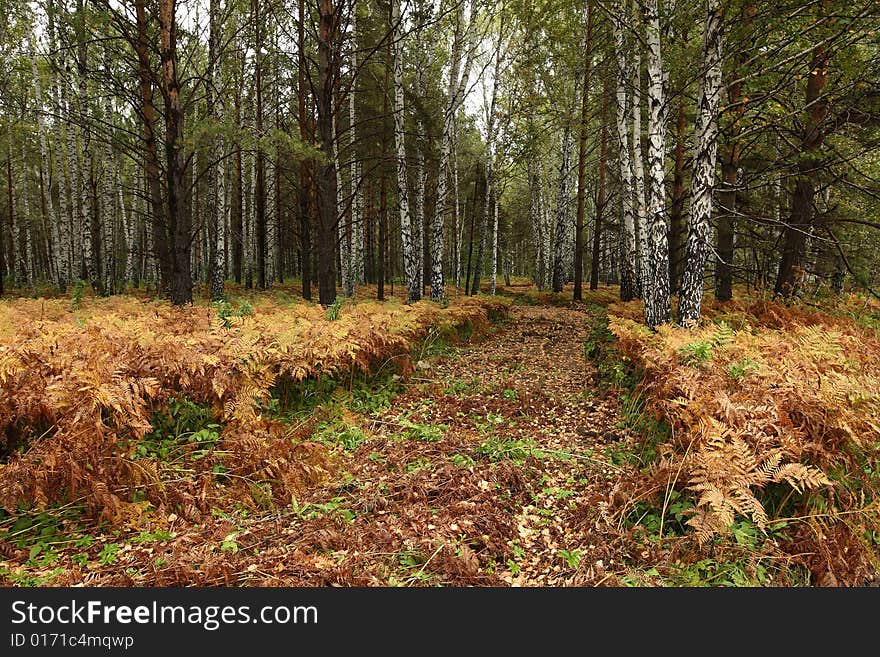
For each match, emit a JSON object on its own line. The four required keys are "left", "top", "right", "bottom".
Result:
{"left": 384, "top": 302, "right": 628, "bottom": 585}
{"left": 261, "top": 299, "right": 634, "bottom": 587}
{"left": 14, "top": 300, "right": 639, "bottom": 587}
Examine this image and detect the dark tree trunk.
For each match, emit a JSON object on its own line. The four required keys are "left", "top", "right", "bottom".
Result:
{"left": 715, "top": 2, "right": 755, "bottom": 302}
{"left": 134, "top": 0, "right": 171, "bottom": 295}
{"left": 774, "top": 10, "right": 830, "bottom": 299}
{"left": 297, "top": 0, "right": 312, "bottom": 300}
{"left": 252, "top": 0, "right": 266, "bottom": 290}
{"left": 232, "top": 53, "right": 243, "bottom": 284}
{"left": 159, "top": 0, "right": 192, "bottom": 305}
{"left": 315, "top": 0, "right": 340, "bottom": 306}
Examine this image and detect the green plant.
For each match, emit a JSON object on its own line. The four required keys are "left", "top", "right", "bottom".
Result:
{"left": 501, "top": 388, "right": 518, "bottom": 402}
{"left": 397, "top": 419, "right": 445, "bottom": 443}
{"left": 325, "top": 297, "right": 345, "bottom": 321}
{"left": 98, "top": 543, "right": 120, "bottom": 565}
{"left": 558, "top": 549, "right": 582, "bottom": 569}
{"left": 728, "top": 357, "right": 759, "bottom": 382}
{"left": 677, "top": 341, "right": 713, "bottom": 366}
{"left": 70, "top": 279, "right": 87, "bottom": 311}
{"left": 478, "top": 437, "right": 543, "bottom": 463}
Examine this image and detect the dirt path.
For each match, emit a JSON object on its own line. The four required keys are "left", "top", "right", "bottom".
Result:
{"left": 306, "top": 302, "right": 633, "bottom": 586}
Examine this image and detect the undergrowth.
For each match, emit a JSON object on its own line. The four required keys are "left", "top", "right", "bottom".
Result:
{"left": 596, "top": 294, "right": 880, "bottom": 586}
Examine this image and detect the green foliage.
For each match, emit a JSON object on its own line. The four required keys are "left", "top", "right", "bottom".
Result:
{"left": 213, "top": 299, "right": 253, "bottom": 328}
{"left": 396, "top": 419, "right": 446, "bottom": 443}
{"left": 134, "top": 397, "right": 220, "bottom": 461}
{"left": 325, "top": 297, "right": 345, "bottom": 321}
{"left": 70, "top": 280, "right": 88, "bottom": 311}
{"left": 728, "top": 358, "right": 759, "bottom": 382}
{"left": 677, "top": 340, "right": 713, "bottom": 366}
{"left": 478, "top": 436, "right": 544, "bottom": 463}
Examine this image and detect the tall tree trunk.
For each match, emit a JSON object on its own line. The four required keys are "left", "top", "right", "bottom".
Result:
{"left": 334, "top": 111, "right": 352, "bottom": 296}
{"left": 643, "top": 0, "right": 671, "bottom": 327}
{"left": 573, "top": 0, "right": 594, "bottom": 301}
{"left": 76, "top": 0, "right": 96, "bottom": 292}
{"left": 668, "top": 88, "right": 687, "bottom": 293}
{"left": 349, "top": 0, "right": 364, "bottom": 289}
{"left": 30, "top": 35, "right": 61, "bottom": 291}
{"left": 252, "top": 0, "right": 266, "bottom": 290}
{"left": 774, "top": 3, "right": 831, "bottom": 299}
{"left": 159, "top": 0, "right": 193, "bottom": 305}
{"left": 297, "top": 0, "right": 311, "bottom": 300}
{"left": 134, "top": 0, "right": 170, "bottom": 294}
{"left": 590, "top": 72, "right": 610, "bottom": 290}
{"left": 613, "top": 7, "right": 636, "bottom": 301}
{"left": 631, "top": 0, "right": 648, "bottom": 298}
{"left": 431, "top": 1, "right": 479, "bottom": 300}
{"left": 207, "top": 0, "right": 225, "bottom": 301}
{"left": 316, "top": 0, "right": 340, "bottom": 305}
{"left": 392, "top": 0, "right": 419, "bottom": 302}
{"left": 678, "top": 0, "right": 724, "bottom": 326}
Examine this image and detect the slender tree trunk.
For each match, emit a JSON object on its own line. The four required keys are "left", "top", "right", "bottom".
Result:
{"left": 392, "top": 0, "right": 419, "bottom": 302}
{"left": 432, "top": 2, "right": 479, "bottom": 300}
{"left": 590, "top": 73, "right": 610, "bottom": 290}
{"left": 715, "top": 2, "right": 755, "bottom": 302}
{"left": 349, "top": 0, "right": 364, "bottom": 289}
{"left": 207, "top": 0, "right": 225, "bottom": 300}
{"left": 76, "top": 0, "right": 96, "bottom": 292}
{"left": 613, "top": 8, "right": 636, "bottom": 301}
{"left": 668, "top": 89, "right": 687, "bottom": 293}
{"left": 643, "top": 0, "right": 671, "bottom": 326}
{"left": 251, "top": 0, "right": 266, "bottom": 290}
{"left": 573, "top": 1, "right": 594, "bottom": 301}
{"left": 29, "top": 35, "right": 61, "bottom": 291}
{"left": 631, "top": 0, "right": 648, "bottom": 298}
{"left": 297, "top": 0, "right": 311, "bottom": 300}
{"left": 134, "top": 0, "right": 170, "bottom": 294}
{"left": 678, "top": 0, "right": 724, "bottom": 326}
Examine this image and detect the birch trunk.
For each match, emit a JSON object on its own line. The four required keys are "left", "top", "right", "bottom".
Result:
{"left": 631, "top": 0, "right": 648, "bottom": 298}
{"left": 349, "top": 0, "right": 364, "bottom": 288}
{"left": 613, "top": 7, "right": 636, "bottom": 301}
{"left": 392, "top": 0, "right": 419, "bottom": 302}
{"left": 678, "top": 0, "right": 724, "bottom": 326}
{"left": 208, "top": 0, "right": 225, "bottom": 300}
{"left": 431, "top": 1, "right": 478, "bottom": 300}
{"left": 551, "top": 128, "right": 572, "bottom": 293}
{"left": 30, "top": 36, "right": 60, "bottom": 289}
{"left": 643, "top": 0, "right": 671, "bottom": 326}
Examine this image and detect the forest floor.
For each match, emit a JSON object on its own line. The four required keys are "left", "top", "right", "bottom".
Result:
{"left": 3, "top": 284, "right": 878, "bottom": 587}
{"left": 1, "top": 289, "right": 662, "bottom": 587}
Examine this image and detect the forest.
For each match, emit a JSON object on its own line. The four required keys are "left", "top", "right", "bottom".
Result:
{"left": 0, "top": 0, "right": 878, "bottom": 588}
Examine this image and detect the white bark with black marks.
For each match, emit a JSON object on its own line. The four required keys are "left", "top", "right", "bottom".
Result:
{"left": 392, "top": 0, "right": 419, "bottom": 302}
{"left": 643, "top": 0, "right": 671, "bottom": 327}
{"left": 679, "top": 0, "right": 724, "bottom": 326}
{"left": 613, "top": 7, "right": 637, "bottom": 301}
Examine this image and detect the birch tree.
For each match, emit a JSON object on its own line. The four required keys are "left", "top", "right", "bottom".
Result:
{"left": 643, "top": 0, "right": 671, "bottom": 326}
{"left": 678, "top": 0, "right": 724, "bottom": 326}
{"left": 613, "top": 5, "right": 636, "bottom": 301}
{"left": 392, "top": 0, "right": 420, "bottom": 302}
